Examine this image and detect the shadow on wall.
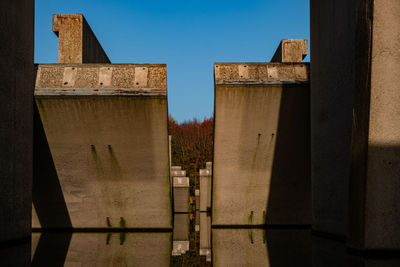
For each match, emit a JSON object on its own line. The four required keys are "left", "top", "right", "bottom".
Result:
{"left": 31, "top": 233, "right": 72, "bottom": 267}
{"left": 266, "top": 84, "right": 311, "bottom": 225}
{"left": 32, "top": 104, "right": 72, "bottom": 229}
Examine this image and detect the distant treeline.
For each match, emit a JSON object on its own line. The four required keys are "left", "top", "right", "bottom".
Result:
{"left": 169, "top": 115, "right": 213, "bottom": 176}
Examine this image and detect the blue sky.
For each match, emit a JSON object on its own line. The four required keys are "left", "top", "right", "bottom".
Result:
{"left": 35, "top": 0, "right": 310, "bottom": 122}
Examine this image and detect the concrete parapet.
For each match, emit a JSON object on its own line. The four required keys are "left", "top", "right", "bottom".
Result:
{"left": 173, "top": 177, "right": 190, "bottom": 213}
{"left": 0, "top": 0, "right": 34, "bottom": 244}
{"left": 33, "top": 64, "right": 171, "bottom": 229}
{"left": 271, "top": 39, "right": 308, "bottom": 63}
{"left": 53, "top": 14, "right": 110, "bottom": 64}
{"left": 213, "top": 62, "right": 310, "bottom": 226}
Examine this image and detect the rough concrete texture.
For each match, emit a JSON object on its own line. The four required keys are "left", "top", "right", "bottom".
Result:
{"left": 271, "top": 39, "right": 308, "bottom": 63}
{"left": 173, "top": 177, "right": 190, "bottom": 212}
{"left": 310, "top": 0, "right": 356, "bottom": 237}
{"left": 349, "top": 0, "right": 400, "bottom": 250}
{"left": 0, "top": 0, "right": 34, "bottom": 243}
{"left": 213, "top": 63, "right": 310, "bottom": 226}
{"left": 31, "top": 232, "right": 171, "bottom": 266}
{"left": 199, "top": 169, "right": 212, "bottom": 212}
{"left": 33, "top": 64, "right": 171, "bottom": 229}
{"left": 53, "top": 14, "right": 110, "bottom": 64}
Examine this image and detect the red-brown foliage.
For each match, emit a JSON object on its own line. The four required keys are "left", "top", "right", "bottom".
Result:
{"left": 168, "top": 115, "right": 213, "bottom": 176}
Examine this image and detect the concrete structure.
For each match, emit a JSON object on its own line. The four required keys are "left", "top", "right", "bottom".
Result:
{"left": 171, "top": 166, "right": 182, "bottom": 171}
{"left": 348, "top": 0, "right": 400, "bottom": 251}
{"left": 195, "top": 210, "right": 200, "bottom": 232}
{"left": 172, "top": 214, "right": 189, "bottom": 256}
{"left": 0, "top": 0, "right": 34, "bottom": 244}
{"left": 195, "top": 189, "right": 200, "bottom": 210}
{"left": 173, "top": 177, "right": 190, "bottom": 213}
{"left": 271, "top": 39, "right": 308, "bottom": 63}
{"left": 171, "top": 170, "right": 186, "bottom": 177}
{"left": 212, "top": 229, "right": 268, "bottom": 267}
{"left": 31, "top": 232, "right": 171, "bottom": 266}
{"left": 199, "top": 168, "right": 212, "bottom": 212}
{"left": 53, "top": 14, "right": 110, "bottom": 64}
{"left": 206, "top": 162, "right": 212, "bottom": 171}
{"left": 199, "top": 213, "right": 211, "bottom": 262}
{"left": 310, "top": 0, "right": 356, "bottom": 238}
{"left": 212, "top": 48, "right": 311, "bottom": 226}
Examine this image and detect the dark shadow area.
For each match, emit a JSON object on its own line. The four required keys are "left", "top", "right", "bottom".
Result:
{"left": 266, "top": 84, "right": 311, "bottom": 225}
{"left": 33, "top": 103, "right": 72, "bottom": 229}
{"left": 31, "top": 232, "right": 72, "bottom": 267}
{"left": 266, "top": 229, "right": 312, "bottom": 267}
{"left": 0, "top": 241, "right": 31, "bottom": 266}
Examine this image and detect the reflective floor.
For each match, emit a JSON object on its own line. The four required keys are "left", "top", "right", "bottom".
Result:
{"left": 2, "top": 216, "right": 400, "bottom": 266}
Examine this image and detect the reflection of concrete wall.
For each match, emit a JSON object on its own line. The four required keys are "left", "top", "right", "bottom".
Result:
{"left": 349, "top": 0, "right": 400, "bottom": 250}
{"left": 213, "top": 63, "right": 310, "bottom": 226}
{"left": 0, "top": 0, "right": 34, "bottom": 243}
{"left": 31, "top": 233, "right": 171, "bottom": 266}
{"left": 33, "top": 64, "right": 171, "bottom": 229}
{"left": 310, "top": 0, "right": 355, "bottom": 238}
{"left": 212, "top": 229, "right": 268, "bottom": 267}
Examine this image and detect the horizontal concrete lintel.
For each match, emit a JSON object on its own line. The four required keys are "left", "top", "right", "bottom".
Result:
{"left": 215, "top": 79, "right": 310, "bottom": 85}
{"left": 34, "top": 88, "right": 167, "bottom": 96}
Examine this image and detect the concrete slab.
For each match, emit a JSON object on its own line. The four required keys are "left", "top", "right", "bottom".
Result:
{"left": 0, "top": 0, "right": 34, "bottom": 243}
{"left": 33, "top": 64, "right": 171, "bottom": 229}
{"left": 213, "top": 62, "right": 310, "bottom": 226}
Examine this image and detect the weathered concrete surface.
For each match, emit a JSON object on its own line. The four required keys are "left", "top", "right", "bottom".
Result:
{"left": 173, "top": 177, "right": 190, "bottom": 212}
{"left": 53, "top": 14, "right": 110, "bottom": 64}
{"left": 33, "top": 64, "right": 171, "bottom": 229}
{"left": 0, "top": 0, "right": 34, "bottom": 243}
{"left": 213, "top": 63, "right": 310, "bottom": 226}
{"left": 348, "top": 0, "right": 400, "bottom": 250}
{"left": 310, "top": 0, "right": 356, "bottom": 237}
{"left": 199, "top": 169, "right": 211, "bottom": 212}
{"left": 31, "top": 232, "right": 171, "bottom": 266}
{"left": 212, "top": 229, "right": 268, "bottom": 267}
{"left": 271, "top": 39, "right": 308, "bottom": 63}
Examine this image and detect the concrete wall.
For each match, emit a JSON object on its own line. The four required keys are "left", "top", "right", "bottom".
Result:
{"left": 310, "top": 0, "right": 356, "bottom": 237}
{"left": 212, "top": 63, "right": 310, "bottom": 226}
{"left": 348, "top": 0, "right": 400, "bottom": 250}
{"left": 33, "top": 64, "right": 171, "bottom": 229}
{"left": 53, "top": 14, "right": 110, "bottom": 63}
{"left": 0, "top": 0, "right": 34, "bottom": 243}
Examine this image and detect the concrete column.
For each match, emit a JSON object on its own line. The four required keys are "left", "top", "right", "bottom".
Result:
{"left": 0, "top": 0, "right": 34, "bottom": 244}
{"left": 199, "top": 169, "right": 212, "bottom": 212}
{"left": 310, "top": 0, "right": 356, "bottom": 237}
{"left": 53, "top": 14, "right": 110, "bottom": 63}
{"left": 173, "top": 177, "right": 190, "bottom": 213}
{"left": 172, "top": 214, "right": 189, "bottom": 256}
{"left": 199, "top": 213, "right": 211, "bottom": 262}
{"left": 348, "top": 0, "right": 400, "bottom": 251}
{"left": 213, "top": 60, "right": 310, "bottom": 226}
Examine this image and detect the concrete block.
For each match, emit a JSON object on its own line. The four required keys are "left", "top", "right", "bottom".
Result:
{"left": 171, "top": 166, "right": 182, "bottom": 171}
{"left": 173, "top": 177, "right": 190, "bottom": 213}
{"left": 199, "top": 169, "right": 212, "bottom": 212}
{"left": 33, "top": 64, "right": 171, "bottom": 229}
{"left": 348, "top": 0, "right": 400, "bottom": 250}
{"left": 31, "top": 232, "right": 171, "bottom": 266}
{"left": 0, "top": 0, "right": 34, "bottom": 243}
{"left": 171, "top": 170, "right": 186, "bottom": 177}
{"left": 271, "top": 39, "right": 308, "bottom": 63}
{"left": 53, "top": 14, "right": 110, "bottom": 63}
{"left": 213, "top": 62, "right": 310, "bottom": 226}
{"left": 310, "top": 0, "right": 356, "bottom": 238}
{"left": 199, "top": 213, "right": 211, "bottom": 259}
{"left": 172, "top": 213, "right": 189, "bottom": 256}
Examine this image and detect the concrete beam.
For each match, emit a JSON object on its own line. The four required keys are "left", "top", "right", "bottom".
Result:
{"left": 270, "top": 39, "right": 308, "bottom": 63}
{"left": 53, "top": 14, "right": 110, "bottom": 64}
{"left": 0, "top": 0, "right": 34, "bottom": 244}
{"left": 33, "top": 64, "right": 171, "bottom": 229}
{"left": 213, "top": 62, "right": 310, "bottom": 226}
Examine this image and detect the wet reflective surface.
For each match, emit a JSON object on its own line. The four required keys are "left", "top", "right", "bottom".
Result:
{"left": 2, "top": 223, "right": 400, "bottom": 266}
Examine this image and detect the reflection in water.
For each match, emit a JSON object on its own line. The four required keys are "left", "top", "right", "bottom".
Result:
{"left": 23, "top": 229, "right": 400, "bottom": 266}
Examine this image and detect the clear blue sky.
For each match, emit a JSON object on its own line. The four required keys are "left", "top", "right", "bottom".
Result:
{"left": 35, "top": 0, "right": 310, "bottom": 123}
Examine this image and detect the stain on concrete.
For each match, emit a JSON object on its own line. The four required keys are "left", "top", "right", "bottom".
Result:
{"left": 108, "top": 145, "right": 123, "bottom": 180}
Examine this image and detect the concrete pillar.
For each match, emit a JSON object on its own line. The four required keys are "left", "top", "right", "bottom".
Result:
{"left": 33, "top": 64, "right": 171, "bottom": 229}
{"left": 52, "top": 14, "right": 110, "bottom": 64}
{"left": 199, "top": 169, "right": 212, "bottom": 212}
{"left": 310, "top": 0, "right": 356, "bottom": 238}
{"left": 0, "top": 0, "right": 34, "bottom": 244}
{"left": 213, "top": 59, "right": 310, "bottom": 226}
{"left": 199, "top": 213, "right": 211, "bottom": 262}
{"left": 271, "top": 39, "right": 308, "bottom": 63}
{"left": 173, "top": 177, "right": 190, "bottom": 213}
{"left": 348, "top": 0, "right": 400, "bottom": 251}
{"left": 172, "top": 214, "right": 189, "bottom": 256}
